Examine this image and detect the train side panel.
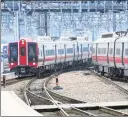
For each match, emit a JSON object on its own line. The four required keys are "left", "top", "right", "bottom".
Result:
{"left": 124, "top": 42, "right": 128, "bottom": 68}
{"left": 115, "top": 42, "right": 123, "bottom": 68}
{"left": 65, "top": 42, "right": 74, "bottom": 62}
{"left": 124, "top": 42, "right": 128, "bottom": 76}
{"left": 108, "top": 42, "right": 115, "bottom": 67}
{"left": 97, "top": 42, "right": 108, "bottom": 66}
{"left": 92, "top": 43, "right": 97, "bottom": 64}
{"left": 55, "top": 42, "right": 61, "bottom": 64}
{"left": 43, "top": 42, "right": 56, "bottom": 66}
{"left": 37, "top": 43, "right": 44, "bottom": 66}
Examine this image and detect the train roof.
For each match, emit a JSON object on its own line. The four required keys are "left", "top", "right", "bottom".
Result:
{"left": 58, "top": 36, "right": 91, "bottom": 42}
{"left": 116, "top": 35, "right": 128, "bottom": 42}
{"left": 59, "top": 36, "right": 71, "bottom": 41}
{"left": 36, "top": 36, "right": 53, "bottom": 42}
{"left": 20, "top": 38, "right": 33, "bottom": 42}
{"left": 93, "top": 31, "right": 128, "bottom": 43}
{"left": 8, "top": 38, "right": 34, "bottom": 44}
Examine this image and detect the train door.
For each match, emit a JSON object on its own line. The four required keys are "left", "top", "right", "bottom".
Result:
{"left": 107, "top": 43, "right": 109, "bottom": 65}
{"left": 115, "top": 42, "right": 122, "bottom": 68}
{"left": 19, "top": 39, "right": 27, "bottom": 65}
{"left": 60, "top": 43, "right": 65, "bottom": 63}
{"left": 57, "top": 42, "right": 62, "bottom": 63}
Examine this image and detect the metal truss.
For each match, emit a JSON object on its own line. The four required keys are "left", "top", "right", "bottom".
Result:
{"left": 1, "top": 0, "right": 128, "bottom": 42}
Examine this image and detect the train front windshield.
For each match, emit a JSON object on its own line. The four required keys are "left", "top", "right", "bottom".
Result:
{"left": 28, "top": 43, "right": 37, "bottom": 62}
{"left": 9, "top": 43, "right": 18, "bottom": 62}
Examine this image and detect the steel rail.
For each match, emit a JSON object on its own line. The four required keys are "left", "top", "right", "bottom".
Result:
{"left": 71, "top": 107, "right": 97, "bottom": 116}
{"left": 44, "top": 67, "right": 128, "bottom": 116}
{"left": 99, "top": 106, "right": 128, "bottom": 116}
{"left": 44, "top": 74, "right": 85, "bottom": 104}
{"left": 43, "top": 77, "right": 70, "bottom": 116}
{"left": 1, "top": 76, "right": 31, "bottom": 86}
{"left": 24, "top": 65, "right": 128, "bottom": 116}
{"left": 23, "top": 77, "right": 36, "bottom": 106}
{"left": 24, "top": 76, "right": 54, "bottom": 106}
{"left": 43, "top": 66, "right": 98, "bottom": 116}
{"left": 26, "top": 90, "right": 54, "bottom": 104}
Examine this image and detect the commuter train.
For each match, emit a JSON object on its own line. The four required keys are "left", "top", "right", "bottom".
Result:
{"left": 92, "top": 31, "right": 128, "bottom": 79}
{"left": 8, "top": 36, "right": 92, "bottom": 76}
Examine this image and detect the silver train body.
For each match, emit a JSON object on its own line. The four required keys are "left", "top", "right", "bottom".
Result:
{"left": 92, "top": 31, "right": 128, "bottom": 79}
{"left": 35, "top": 36, "right": 92, "bottom": 72}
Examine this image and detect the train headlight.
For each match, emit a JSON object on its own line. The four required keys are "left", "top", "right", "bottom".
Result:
{"left": 33, "top": 62, "right": 35, "bottom": 65}
{"left": 22, "top": 40, "right": 24, "bottom": 44}
{"left": 11, "top": 63, "right": 14, "bottom": 65}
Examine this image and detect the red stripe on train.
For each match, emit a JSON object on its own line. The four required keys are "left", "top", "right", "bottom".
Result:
{"left": 92, "top": 56, "right": 128, "bottom": 64}
{"left": 44, "top": 54, "right": 90, "bottom": 62}
{"left": 44, "top": 55, "right": 73, "bottom": 62}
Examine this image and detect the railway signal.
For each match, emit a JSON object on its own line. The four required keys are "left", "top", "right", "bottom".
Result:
{"left": 53, "top": 77, "right": 63, "bottom": 90}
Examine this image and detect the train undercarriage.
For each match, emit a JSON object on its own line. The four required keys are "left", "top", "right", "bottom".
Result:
{"left": 94, "top": 65, "right": 128, "bottom": 82}
{"left": 11, "top": 58, "right": 92, "bottom": 78}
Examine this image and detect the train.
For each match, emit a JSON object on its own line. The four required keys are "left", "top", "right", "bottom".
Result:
{"left": 8, "top": 36, "right": 92, "bottom": 77}
{"left": 92, "top": 31, "right": 128, "bottom": 80}
{"left": 8, "top": 30, "right": 128, "bottom": 80}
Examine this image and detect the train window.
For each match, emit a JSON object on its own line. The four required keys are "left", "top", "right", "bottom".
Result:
{"left": 125, "top": 49, "right": 128, "bottom": 56}
{"left": 20, "top": 47, "right": 25, "bottom": 56}
{"left": 10, "top": 45, "right": 18, "bottom": 57}
{"left": 98, "top": 48, "right": 101, "bottom": 54}
{"left": 102, "top": 34, "right": 113, "bottom": 38}
{"left": 46, "top": 49, "right": 55, "bottom": 56}
{"left": 9, "top": 43, "right": 18, "bottom": 62}
{"left": 116, "top": 48, "right": 120, "bottom": 55}
{"left": 103, "top": 48, "right": 106, "bottom": 54}
{"left": 90, "top": 47, "right": 92, "bottom": 51}
{"left": 109, "top": 48, "right": 113, "bottom": 55}
{"left": 28, "top": 44, "right": 36, "bottom": 57}
{"left": 98, "top": 48, "right": 106, "bottom": 54}
{"left": 41, "top": 50, "right": 42, "bottom": 57}
{"left": 67, "top": 48, "right": 73, "bottom": 54}
{"left": 28, "top": 43, "right": 37, "bottom": 62}
{"left": 92, "top": 48, "right": 95, "bottom": 54}
{"left": 83, "top": 47, "right": 89, "bottom": 52}
{"left": 58, "top": 49, "right": 64, "bottom": 55}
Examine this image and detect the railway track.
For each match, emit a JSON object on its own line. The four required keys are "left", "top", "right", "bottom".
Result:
{"left": 24, "top": 66, "right": 87, "bottom": 116}
{"left": 89, "top": 67, "right": 128, "bottom": 95}
{"left": 1, "top": 77, "right": 32, "bottom": 86}
{"left": 24, "top": 66, "right": 128, "bottom": 116}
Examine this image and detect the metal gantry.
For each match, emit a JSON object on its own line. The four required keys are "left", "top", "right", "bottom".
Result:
{"left": 1, "top": 0, "right": 128, "bottom": 42}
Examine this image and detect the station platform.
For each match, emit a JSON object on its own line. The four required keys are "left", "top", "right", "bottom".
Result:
{"left": 1, "top": 91, "right": 42, "bottom": 116}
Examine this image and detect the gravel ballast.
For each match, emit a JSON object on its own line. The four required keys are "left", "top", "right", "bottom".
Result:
{"left": 48, "top": 70, "right": 128, "bottom": 103}
{"left": 1, "top": 78, "right": 31, "bottom": 101}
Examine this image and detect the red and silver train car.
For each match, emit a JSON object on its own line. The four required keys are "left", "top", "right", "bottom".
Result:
{"left": 8, "top": 38, "right": 38, "bottom": 75}
{"left": 8, "top": 36, "right": 92, "bottom": 76}
{"left": 37, "top": 36, "right": 92, "bottom": 71}
{"left": 92, "top": 31, "right": 128, "bottom": 79}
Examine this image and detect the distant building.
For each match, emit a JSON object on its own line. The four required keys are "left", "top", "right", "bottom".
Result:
{"left": 1, "top": 44, "right": 8, "bottom": 58}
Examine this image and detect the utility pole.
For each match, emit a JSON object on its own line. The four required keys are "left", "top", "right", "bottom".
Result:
{"left": 45, "top": 13, "right": 48, "bottom": 36}
{"left": 15, "top": 12, "right": 20, "bottom": 41}
{"left": 112, "top": 1, "right": 116, "bottom": 32}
